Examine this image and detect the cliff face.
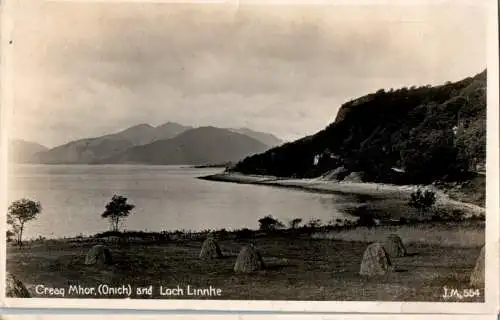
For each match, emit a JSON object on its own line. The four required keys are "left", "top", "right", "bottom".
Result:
{"left": 232, "top": 70, "right": 486, "bottom": 184}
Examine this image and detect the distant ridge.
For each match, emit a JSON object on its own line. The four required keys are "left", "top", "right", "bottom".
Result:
{"left": 32, "top": 122, "right": 193, "bottom": 164}
{"left": 9, "top": 139, "right": 48, "bottom": 163}
{"left": 28, "top": 122, "right": 279, "bottom": 165}
{"left": 96, "top": 126, "right": 271, "bottom": 165}
{"left": 229, "top": 128, "right": 283, "bottom": 147}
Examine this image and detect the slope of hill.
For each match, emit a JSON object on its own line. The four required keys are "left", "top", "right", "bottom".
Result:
{"left": 33, "top": 122, "right": 192, "bottom": 164}
{"left": 9, "top": 139, "right": 48, "bottom": 163}
{"left": 229, "top": 128, "right": 283, "bottom": 147}
{"left": 102, "top": 123, "right": 156, "bottom": 146}
{"left": 97, "top": 126, "right": 271, "bottom": 165}
{"left": 34, "top": 137, "right": 134, "bottom": 164}
{"left": 232, "top": 70, "right": 487, "bottom": 185}
{"left": 152, "top": 122, "right": 193, "bottom": 142}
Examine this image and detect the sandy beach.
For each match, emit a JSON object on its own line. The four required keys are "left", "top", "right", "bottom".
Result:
{"left": 198, "top": 172, "right": 486, "bottom": 219}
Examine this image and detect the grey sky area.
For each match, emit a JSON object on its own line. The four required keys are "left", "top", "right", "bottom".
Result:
{"left": 8, "top": 1, "right": 487, "bottom": 147}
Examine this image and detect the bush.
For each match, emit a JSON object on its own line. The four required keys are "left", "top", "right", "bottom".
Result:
{"left": 431, "top": 209, "right": 466, "bottom": 222}
{"left": 408, "top": 188, "right": 437, "bottom": 212}
{"left": 305, "top": 218, "right": 322, "bottom": 229}
{"left": 356, "top": 215, "right": 377, "bottom": 227}
{"left": 216, "top": 228, "right": 229, "bottom": 240}
{"left": 451, "top": 209, "right": 465, "bottom": 221}
{"left": 6, "top": 230, "right": 14, "bottom": 243}
{"left": 235, "top": 228, "right": 253, "bottom": 239}
{"left": 258, "top": 215, "right": 284, "bottom": 232}
{"left": 94, "top": 230, "right": 123, "bottom": 238}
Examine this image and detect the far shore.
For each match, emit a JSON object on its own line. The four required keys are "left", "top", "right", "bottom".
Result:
{"left": 198, "top": 172, "right": 486, "bottom": 219}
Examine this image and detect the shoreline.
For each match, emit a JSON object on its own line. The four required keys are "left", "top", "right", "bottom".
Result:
{"left": 198, "top": 172, "right": 486, "bottom": 218}
{"left": 14, "top": 218, "right": 485, "bottom": 245}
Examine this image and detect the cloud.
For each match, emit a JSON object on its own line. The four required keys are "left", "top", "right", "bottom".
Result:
{"left": 9, "top": 1, "right": 487, "bottom": 147}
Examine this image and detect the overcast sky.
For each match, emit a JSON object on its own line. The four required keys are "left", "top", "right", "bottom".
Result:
{"left": 7, "top": 0, "right": 488, "bottom": 147}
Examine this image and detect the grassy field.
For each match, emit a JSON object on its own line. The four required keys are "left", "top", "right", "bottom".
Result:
{"left": 6, "top": 221, "right": 484, "bottom": 302}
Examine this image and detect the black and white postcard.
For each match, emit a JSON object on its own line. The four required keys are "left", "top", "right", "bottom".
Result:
{"left": 1, "top": 0, "right": 498, "bottom": 314}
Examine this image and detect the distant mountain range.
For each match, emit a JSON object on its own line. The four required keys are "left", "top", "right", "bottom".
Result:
{"left": 96, "top": 126, "right": 271, "bottom": 165}
{"left": 10, "top": 123, "right": 283, "bottom": 165}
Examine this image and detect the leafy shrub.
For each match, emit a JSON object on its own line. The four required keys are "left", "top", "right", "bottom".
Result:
{"left": 356, "top": 215, "right": 377, "bottom": 227}
{"left": 94, "top": 230, "right": 123, "bottom": 238}
{"left": 408, "top": 188, "right": 437, "bottom": 212}
{"left": 6, "top": 230, "right": 14, "bottom": 243}
{"left": 234, "top": 228, "right": 253, "bottom": 239}
{"left": 216, "top": 228, "right": 229, "bottom": 240}
{"left": 258, "top": 215, "right": 284, "bottom": 231}
{"left": 305, "top": 218, "right": 322, "bottom": 228}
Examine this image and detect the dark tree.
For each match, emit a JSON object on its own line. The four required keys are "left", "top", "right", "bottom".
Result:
{"left": 101, "top": 194, "right": 136, "bottom": 232}
{"left": 7, "top": 198, "right": 42, "bottom": 246}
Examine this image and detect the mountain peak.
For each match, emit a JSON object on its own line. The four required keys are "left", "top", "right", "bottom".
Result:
{"left": 124, "top": 123, "right": 154, "bottom": 130}
{"left": 156, "top": 121, "right": 192, "bottom": 129}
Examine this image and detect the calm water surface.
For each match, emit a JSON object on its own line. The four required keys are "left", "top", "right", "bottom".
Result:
{"left": 8, "top": 165, "right": 358, "bottom": 239}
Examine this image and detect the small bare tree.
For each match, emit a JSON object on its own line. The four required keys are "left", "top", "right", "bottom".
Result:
{"left": 7, "top": 198, "right": 42, "bottom": 246}
{"left": 101, "top": 194, "right": 135, "bottom": 232}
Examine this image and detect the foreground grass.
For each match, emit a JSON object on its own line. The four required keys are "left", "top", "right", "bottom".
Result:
{"left": 6, "top": 221, "right": 484, "bottom": 302}
{"left": 312, "top": 221, "right": 485, "bottom": 248}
